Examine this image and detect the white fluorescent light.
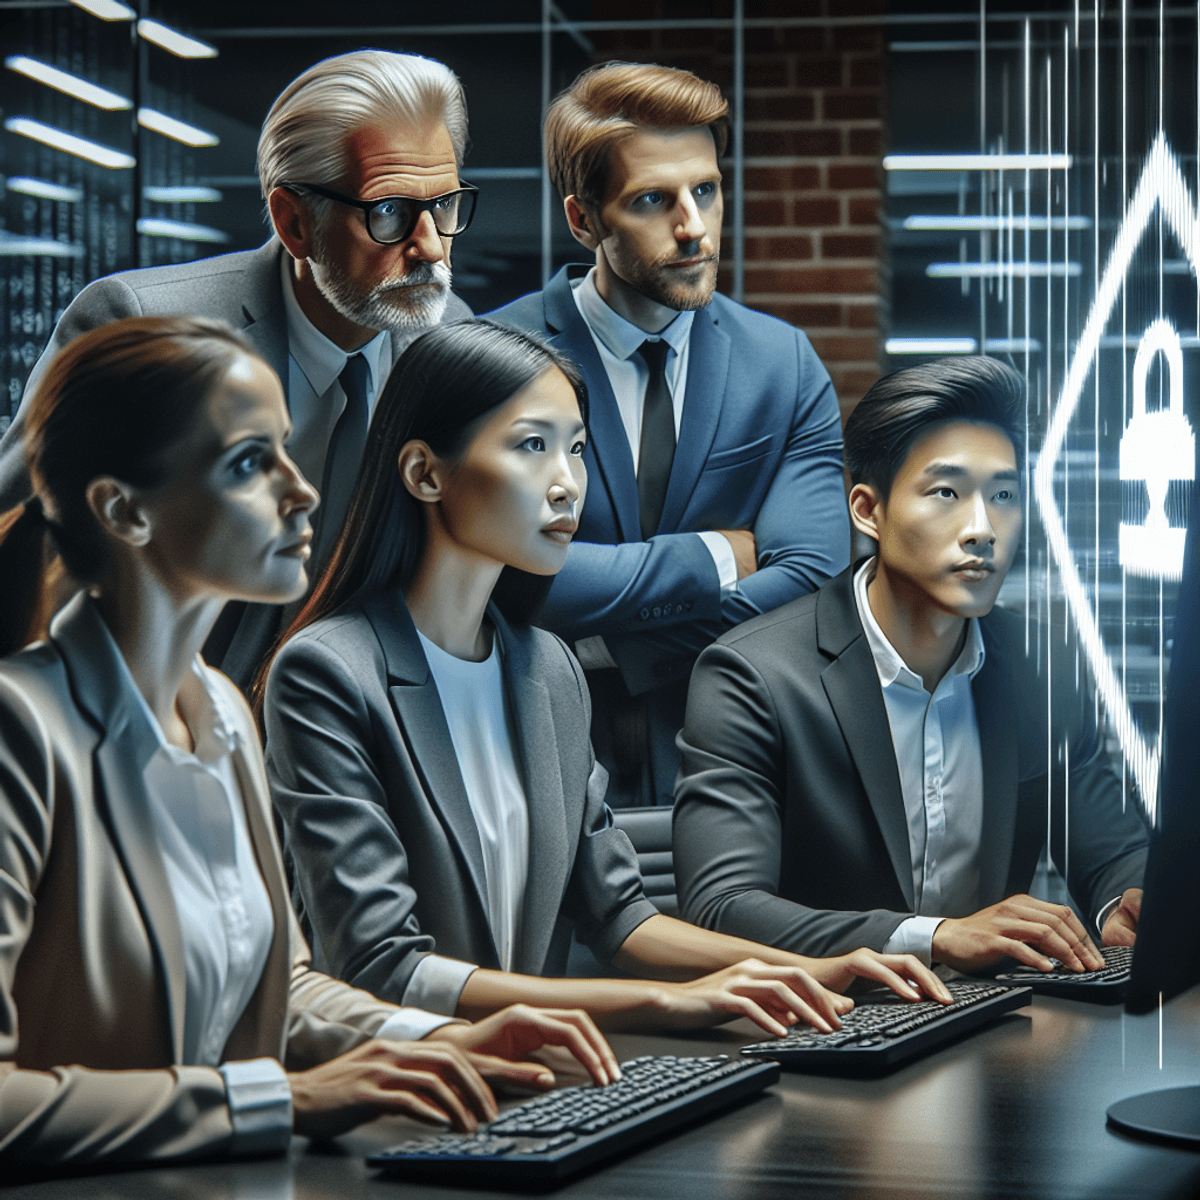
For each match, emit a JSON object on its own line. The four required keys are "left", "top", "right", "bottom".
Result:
{"left": 0, "top": 231, "right": 85, "bottom": 257}
{"left": 144, "top": 185, "right": 223, "bottom": 203}
{"left": 884, "top": 153, "right": 1072, "bottom": 171}
{"left": 984, "top": 337, "right": 1043, "bottom": 353}
{"left": 138, "top": 108, "right": 219, "bottom": 147}
{"left": 904, "top": 214, "right": 1092, "bottom": 231}
{"left": 926, "top": 261, "right": 1081, "bottom": 278}
{"left": 5, "top": 176, "right": 83, "bottom": 202}
{"left": 70, "top": 0, "right": 135, "bottom": 19}
{"left": 137, "top": 19, "right": 217, "bottom": 59}
{"left": 4, "top": 117, "right": 135, "bottom": 168}
{"left": 885, "top": 337, "right": 978, "bottom": 354}
{"left": 5, "top": 55, "right": 131, "bottom": 110}
{"left": 137, "top": 217, "right": 230, "bottom": 243}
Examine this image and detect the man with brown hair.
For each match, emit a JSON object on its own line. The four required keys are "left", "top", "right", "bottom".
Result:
{"left": 489, "top": 62, "right": 849, "bottom": 809}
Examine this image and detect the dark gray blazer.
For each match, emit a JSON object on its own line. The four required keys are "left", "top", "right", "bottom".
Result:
{"left": 264, "top": 592, "right": 657, "bottom": 1003}
{"left": 0, "top": 239, "right": 470, "bottom": 685}
{"left": 673, "top": 567, "right": 1150, "bottom": 957}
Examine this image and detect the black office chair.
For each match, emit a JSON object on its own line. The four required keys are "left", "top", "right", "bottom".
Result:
{"left": 612, "top": 805, "right": 678, "bottom": 918}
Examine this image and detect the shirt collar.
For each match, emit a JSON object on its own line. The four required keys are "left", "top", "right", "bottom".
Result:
{"left": 572, "top": 266, "right": 694, "bottom": 363}
{"left": 279, "top": 252, "right": 390, "bottom": 398}
{"left": 853, "top": 557, "right": 986, "bottom": 693}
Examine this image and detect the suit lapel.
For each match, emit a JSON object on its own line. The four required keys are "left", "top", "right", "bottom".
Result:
{"left": 237, "top": 240, "right": 290, "bottom": 393}
{"left": 973, "top": 626, "right": 1019, "bottom": 904}
{"left": 543, "top": 268, "right": 641, "bottom": 542}
{"left": 816, "top": 574, "right": 916, "bottom": 909}
{"left": 364, "top": 595, "right": 495, "bottom": 958}
{"left": 51, "top": 596, "right": 189, "bottom": 1061}
{"left": 492, "top": 613, "right": 571, "bottom": 976}
{"left": 659, "top": 308, "right": 730, "bottom": 533}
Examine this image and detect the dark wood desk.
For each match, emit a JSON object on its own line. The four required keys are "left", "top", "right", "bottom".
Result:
{"left": 7, "top": 988, "right": 1200, "bottom": 1199}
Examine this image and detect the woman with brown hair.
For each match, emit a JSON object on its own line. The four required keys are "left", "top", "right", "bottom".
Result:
{"left": 262, "top": 319, "right": 950, "bottom": 1032}
{"left": 0, "top": 315, "right": 616, "bottom": 1167}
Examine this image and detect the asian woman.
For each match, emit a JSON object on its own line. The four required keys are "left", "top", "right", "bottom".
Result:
{"left": 0, "top": 316, "right": 615, "bottom": 1167}
{"left": 262, "top": 319, "right": 951, "bottom": 1032}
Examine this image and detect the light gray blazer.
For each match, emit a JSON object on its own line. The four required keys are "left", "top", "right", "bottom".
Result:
{"left": 264, "top": 591, "right": 657, "bottom": 1003}
{"left": 0, "top": 595, "right": 419, "bottom": 1166}
{"left": 0, "top": 240, "right": 471, "bottom": 684}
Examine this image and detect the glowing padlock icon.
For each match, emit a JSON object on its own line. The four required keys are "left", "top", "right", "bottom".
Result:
{"left": 1118, "top": 318, "right": 1195, "bottom": 580}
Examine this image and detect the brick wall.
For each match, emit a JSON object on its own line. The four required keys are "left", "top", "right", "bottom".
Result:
{"left": 590, "top": 0, "right": 887, "bottom": 420}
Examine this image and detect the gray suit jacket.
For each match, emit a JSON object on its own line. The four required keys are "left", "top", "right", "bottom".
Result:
{"left": 0, "top": 594, "right": 427, "bottom": 1166}
{"left": 264, "top": 592, "right": 657, "bottom": 1004}
{"left": 0, "top": 240, "right": 471, "bottom": 685}
{"left": 674, "top": 567, "right": 1150, "bottom": 957}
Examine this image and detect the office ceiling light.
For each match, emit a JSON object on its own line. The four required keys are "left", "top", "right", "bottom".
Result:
{"left": 5, "top": 176, "right": 83, "bottom": 202}
{"left": 884, "top": 154, "right": 1072, "bottom": 171}
{"left": 0, "top": 231, "right": 85, "bottom": 257}
{"left": 926, "top": 261, "right": 1081, "bottom": 278}
{"left": 138, "top": 108, "right": 219, "bottom": 147}
{"left": 4, "top": 117, "right": 135, "bottom": 168}
{"left": 904, "top": 215, "right": 1092, "bottom": 231}
{"left": 885, "top": 337, "right": 978, "bottom": 354}
{"left": 137, "top": 217, "right": 229, "bottom": 243}
{"left": 137, "top": 19, "right": 217, "bottom": 59}
{"left": 69, "top": 0, "right": 135, "bottom": 20}
{"left": 5, "top": 55, "right": 130, "bottom": 110}
{"left": 144, "top": 185, "right": 223, "bottom": 202}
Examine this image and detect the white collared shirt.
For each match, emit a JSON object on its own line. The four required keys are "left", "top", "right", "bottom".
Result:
{"left": 569, "top": 269, "right": 737, "bottom": 670}
{"left": 853, "top": 559, "right": 987, "bottom": 964}
{"left": 279, "top": 254, "right": 391, "bottom": 493}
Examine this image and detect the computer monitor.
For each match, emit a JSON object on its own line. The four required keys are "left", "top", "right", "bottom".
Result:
{"left": 1106, "top": 518, "right": 1200, "bottom": 1144}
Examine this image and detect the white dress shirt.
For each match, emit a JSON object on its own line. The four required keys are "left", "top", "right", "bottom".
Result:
{"left": 569, "top": 268, "right": 737, "bottom": 669}
{"left": 279, "top": 254, "right": 391, "bottom": 492}
{"left": 853, "top": 559, "right": 987, "bottom": 964}
{"left": 111, "top": 619, "right": 451, "bottom": 1154}
{"left": 401, "top": 628, "right": 531, "bottom": 1015}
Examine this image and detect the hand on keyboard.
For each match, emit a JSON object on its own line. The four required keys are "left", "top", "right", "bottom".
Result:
{"left": 427, "top": 1005, "right": 621, "bottom": 1088}
{"left": 1101, "top": 887, "right": 1142, "bottom": 947}
{"left": 807, "top": 949, "right": 953, "bottom": 1006}
{"left": 931, "top": 893, "right": 1105, "bottom": 973}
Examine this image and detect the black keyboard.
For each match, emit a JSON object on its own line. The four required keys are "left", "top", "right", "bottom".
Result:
{"left": 740, "top": 981, "right": 1031, "bottom": 1076}
{"left": 367, "top": 1053, "right": 780, "bottom": 1185}
{"left": 993, "top": 943, "right": 1134, "bottom": 1001}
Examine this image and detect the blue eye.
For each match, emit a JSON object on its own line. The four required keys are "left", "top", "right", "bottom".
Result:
{"left": 520, "top": 436, "right": 546, "bottom": 452}
{"left": 230, "top": 448, "right": 265, "bottom": 478}
{"left": 994, "top": 488, "right": 1017, "bottom": 503}
{"left": 935, "top": 487, "right": 957, "bottom": 499}
{"left": 571, "top": 439, "right": 586, "bottom": 456}
{"left": 633, "top": 191, "right": 665, "bottom": 209}
{"left": 694, "top": 181, "right": 717, "bottom": 200}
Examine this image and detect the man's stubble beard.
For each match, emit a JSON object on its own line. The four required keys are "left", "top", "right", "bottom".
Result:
{"left": 621, "top": 251, "right": 720, "bottom": 313}
{"left": 309, "top": 239, "right": 453, "bottom": 333}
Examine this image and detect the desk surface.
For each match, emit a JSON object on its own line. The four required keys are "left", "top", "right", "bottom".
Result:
{"left": 7, "top": 987, "right": 1200, "bottom": 1200}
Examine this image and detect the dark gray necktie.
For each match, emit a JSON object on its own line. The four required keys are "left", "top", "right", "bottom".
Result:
{"left": 317, "top": 352, "right": 370, "bottom": 562}
{"left": 637, "top": 339, "right": 675, "bottom": 540}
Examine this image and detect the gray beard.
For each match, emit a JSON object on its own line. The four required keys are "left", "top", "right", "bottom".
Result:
{"left": 310, "top": 256, "right": 453, "bottom": 333}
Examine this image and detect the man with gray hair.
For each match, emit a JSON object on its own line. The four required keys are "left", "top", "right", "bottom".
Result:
{"left": 0, "top": 49, "right": 475, "bottom": 684}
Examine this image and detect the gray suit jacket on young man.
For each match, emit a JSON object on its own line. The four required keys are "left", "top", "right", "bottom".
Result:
{"left": 673, "top": 567, "right": 1150, "bottom": 958}
{"left": 0, "top": 239, "right": 470, "bottom": 684}
{"left": 264, "top": 591, "right": 658, "bottom": 1005}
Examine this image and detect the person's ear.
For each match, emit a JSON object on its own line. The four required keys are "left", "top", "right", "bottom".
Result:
{"left": 564, "top": 195, "right": 602, "bottom": 252}
{"left": 269, "top": 186, "right": 317, "bottom": 262}
{"left": 848, "top": 482, "right": 884, "bottom": 543}
{"left": 398, "top": 441, "right": 446, "bottom": 505}
{"left": 85, "top": 476, "right": 152, "bottom": 547}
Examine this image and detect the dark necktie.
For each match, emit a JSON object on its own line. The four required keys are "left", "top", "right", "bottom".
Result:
{"left": 317, "top": 352, "right": 370, "bottom": 563}
{"left": 637, "top": 339, "right": 675, "bottom": 540}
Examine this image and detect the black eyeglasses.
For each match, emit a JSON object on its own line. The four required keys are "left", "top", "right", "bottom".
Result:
{"left": 286, "top": 181, "right": 479, "bottom": 245}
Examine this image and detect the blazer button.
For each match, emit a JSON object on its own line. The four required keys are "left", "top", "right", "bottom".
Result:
{"left": 675, "top": 603, "right": 684, "bottom": 615}
{"left": 652, "top": 605, "right": 662, "bottom": 618}
{"left": 640, "top": 607, "right": 650, "bottom": 620}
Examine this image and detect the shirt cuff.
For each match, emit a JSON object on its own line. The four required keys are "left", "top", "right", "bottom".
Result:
{"left": 697, "top": 530, "right": 739, "bottom": 594}
{"left": 882, "top": 916, "right": 945, "bottom": 967}
{"left": 399, "top": 954, "right": 481, "bottom": 1019}
{"left": 574, "top": 635, "right": 618, "bottom": 671}
{"left": 1095, "top": 895, "right": 1123, "bottom": 936}
{"left": 219, "top": 1058, "right": 293, "bottom": 1157}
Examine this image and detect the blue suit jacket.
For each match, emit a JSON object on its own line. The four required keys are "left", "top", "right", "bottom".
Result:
{"left": 488, "top": 266, "right": 850, "bottom": 805}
